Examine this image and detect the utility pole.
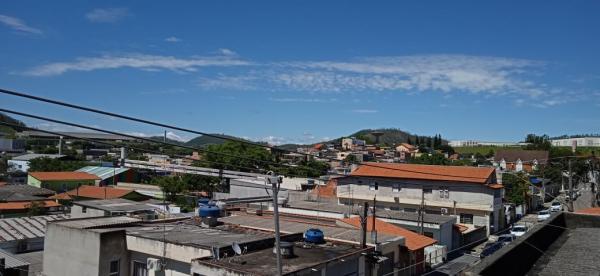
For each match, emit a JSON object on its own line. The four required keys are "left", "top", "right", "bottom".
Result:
{"left": 372, "top": 196, "right": 377, "bottom": 245}
{"left": 267, "top": 172, "right": 283, "bottom": 276}
{"left": 58, "top": 136, "right": 63, "bottom": 155}
{"left": 568, "top": 159, "right": 574, "bottom": 212}
{"left": 419, "top": 188, "right": 425, "bottom": 234}
{"left": 361, "top": 202, "right": 368, "bottom": 249}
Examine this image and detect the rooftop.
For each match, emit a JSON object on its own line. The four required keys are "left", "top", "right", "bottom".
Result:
{"left": 28, "top": 171, "right": 100, "bottom": 181}
{"left": 575, "top": 207, "right": 600, "bottom": 216}
{"left": 339, "top": 216, "right": 437, "bottom": 251}
{"left": 17, "top": 250, "right": 43, "bottom": 276}
{"left": 195, "top": 240, "right": 369, "bottom": 276}
{"left": 493, "top": 149, "right": 549, "bottom": 164}
{"left": 76, "top": 166, "right": 130, "bottom": 181}
{"left": 53, "top": 216, "right": 141, "bottom": 229}
{"left": 71, "top": 198, "right": 158, "bottom": 212}
{"left": 52, "top": 186, "right": 139, "bottom": 200}
{"left": 0, "top": 185, "right": 55, "bottom": 196}
{"left": 350, "top": 163, "right": 496, "bottom": 184}
{"left": 0, "top": 200, "right": 61, "bottom": 210}
{"left": 0, "top": 214, "right": 70, "bottom": 242}
{"left": 0, "top": 248, "right": 29, "bottom": 269}
{"left": 11, "top": 153, "right": 65, "bottom": 161}
{"left": 220, "top": 214, "right": 396, "bottom": 244}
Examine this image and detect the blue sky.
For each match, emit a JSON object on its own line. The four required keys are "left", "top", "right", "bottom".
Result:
{"left": 1, "top": 1, "right": 599, "bottom": 144}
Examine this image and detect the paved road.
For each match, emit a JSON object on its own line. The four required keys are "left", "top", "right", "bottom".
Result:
{"left": 573, "top": 183, "right": 595, "bottom": 211}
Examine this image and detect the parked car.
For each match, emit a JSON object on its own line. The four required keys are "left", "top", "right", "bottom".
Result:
{"left": 480, "top": 241, "right": 504, "bottom": 258}
{"left": 510, "top": 225, "right": 528, "bottom": 237}
{"left": 497, "top": 234, "right": 516, "bottom": 245}
{"left": 550, "top": 201, "right": 562, "bottom": 212}
{"left": 538, "top": 210, "right": 551, "bottom": 221}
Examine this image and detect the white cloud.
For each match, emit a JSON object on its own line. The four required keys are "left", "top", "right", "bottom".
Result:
{"left": 125, "top": 131, "right": 189, "bottom": 142}
{"left": 165, "top": 36, "right": 181, "bottom": 43}
{"left": 24, "top": 53, "right": 252, "bottom": 76}
{"left": 352, "top": 109, "right": 378, "bottom": 113}
{"left": 218, "top": 48, "right": 237, "bottom": 56}
{"left": 86, "top": 8, "right": 129, "bottom": 23}
{"left": 0, "top": 14, "right": 42, "bottom": 34}
{"left": 268, "top": 97, "right": 338, "bottom": 103}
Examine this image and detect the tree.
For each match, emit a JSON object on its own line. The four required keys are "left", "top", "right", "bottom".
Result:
{"left": 26, "top": 201, "right": 46, "bottom": 217}
{"left": 28, "top": 157, "right": 90, "bottom": 172}
{"left": 152, "top": 175, "right": 186, "bottom": 201}
{"left": 200, "top": 141, "right": 274, "bottom": 172}
{"left": 407, "top": 136, "right": 413, "bottom": 145}
{"left": 524, "top": 134, "right": 551, "bottom": 151}
{"left": 415, "top": 136, "right": 420, "bottom": 145}
{"left": 409, "top": 153, "right": 449, "bottom": 165}
{"left": 502, "top": 172, "right": 530, "bottom": 205}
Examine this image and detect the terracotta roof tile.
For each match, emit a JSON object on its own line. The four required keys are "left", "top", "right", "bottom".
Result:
{"left": 351, "top": 163, "right": 495, "bottom": 184}
{"left": 0, "top": 200, "right": 61, "bottom": 210}
{"left": 576, "top": 207, "right": 600, "bottom": 216}
{"left": 340, "top": 216, "right": 437, "bottom": 251}
{"left": 51, "top": 186, "right": 135, "bottom": 200}
{"left": 29, "top": 172, "right": 100, "bottom": 181}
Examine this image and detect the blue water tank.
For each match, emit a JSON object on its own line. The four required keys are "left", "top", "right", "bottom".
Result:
{"left": 198, "top": 205, "right": 221, "bottom": 217}
{"left": 197, "top": 198, "right": 210, "bottom": 206}
{"left": 304, "top": 228, "right": 325, "bottom": 244}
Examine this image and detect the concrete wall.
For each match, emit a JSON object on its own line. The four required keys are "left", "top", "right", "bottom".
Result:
{"left": 43, "top": 223, "right": 103, "bottom": 276}
{"left": 98, "top": 230, "right": 129, "bottom": 276}
{"left": 126, "top": 235, "right": 212, "bottom": 264}
{"left": 70, "top": 205, "right": 107, "bottom": 218}
{"left": 129, "top": 251, "right": 191, "bottom": 276}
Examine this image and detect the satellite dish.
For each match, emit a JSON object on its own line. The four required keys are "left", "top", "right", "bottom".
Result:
{"left": 232, "top": 242, "right": 242, "bottom": 255}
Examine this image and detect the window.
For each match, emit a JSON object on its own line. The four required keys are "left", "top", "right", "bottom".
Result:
{"left": 392, "top": 184, "right": 401, "bottom": 193}
{"left": 423, "top": 188, "right": 432, "bottom": 194}
{"left": 369, "top": 182, "right": 378, "bottom": 191}
{"left": 109, "top": 259, "right": 120, "bottom": 276}
{"left": 439, "top": 187, "right": 449, "bottom": 199}
{"left": 81, "top": 207, "right": 87, "bottom": 213}
{"left": 460, "top": 213, "right": 474, "bottom": 224}
{"left": 424, "top": 232, "right": 434, "bottom": 238}
{"left": 133, "top": 261, "right": 147, "bottom": 276}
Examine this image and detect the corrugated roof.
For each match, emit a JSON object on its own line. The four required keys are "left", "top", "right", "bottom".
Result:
{"left": 0, "top": 248, "right": 29, "bottom": 268}
{"left": 28, "top": 172, "right": 100, "bottom": 181}
{"left": 351, "top": 163, "right": 495, "bottom": 184}
{"left": 11, "top": 154, "right": 65, "bottom": 161}
{"left": 0, "top": 214, "right": 70, "bottom": 242}
{"left": 0, "top": 185, "right": 55, "bottom": 196}
{"left": 494, "top": 149, "right": 549, "bottom": 164}
{"left": 76, "top": 166, "right": 130, "bottom": 181}
{"left": 340, "top": 216, "right": 437, "bottom": 251}
{"left": 53, "top": 216, "right": 140, "bottom": 229}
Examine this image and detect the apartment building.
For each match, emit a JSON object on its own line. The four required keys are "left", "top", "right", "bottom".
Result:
{"left": 336, "top": 163, "right": 504, "bottom": 235}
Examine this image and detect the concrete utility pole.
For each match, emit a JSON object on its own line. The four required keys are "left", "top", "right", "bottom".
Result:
{"left": 120, "top": 147, "right": 126, "bottom": 168}
{"left": 267, "top": 172, "right": 283, "bottom": 276}
{"left": 568, "top": 159, "right": 574, "bottom": 212}
{"left": 361, "top": 202, "right": 368, "bottom": 249}
{"left": 58, "top": 136, "right": 63, "bottom": 155}
{"left": 419, "top": 189, "right": 425, "bottom": 234}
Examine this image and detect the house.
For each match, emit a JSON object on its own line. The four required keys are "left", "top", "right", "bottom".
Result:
{"left": 51, "top": 186, "right": 151, "bottom": 202}
{"left": 75, "top": 166, "right": 140, "bottom": 186}
{"left": 69, "top": 198, "right": 164, "bottom": 219}
{"left": 0, "top": 200, "right": 62, "bottom": 218}
{"left": 493, "top": 149, "right": 549, "bottom": 172}
{"left": 336, "top": 163, "right": 504, "bottom": 236}
{"left": 7, "top": 154, "right": 66, "bottom": 173}
{"left": 0, "top": 137, "right": 25, "bottom": 153}
{"left": 42, "top": 216, "right": 379, "bottom": 276}
{"left": 0, "top": 185, "right": 55, "bottom": 198}
{"left": 27, "top": 172, "right": 100, "bottom": 192}
{"left": 341, "top": 137, "right": 366, "bottom": 151}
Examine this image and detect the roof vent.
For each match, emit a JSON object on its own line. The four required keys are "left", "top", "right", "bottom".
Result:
{"left": 274, "top": 241, "right": 295, "bottom": 258}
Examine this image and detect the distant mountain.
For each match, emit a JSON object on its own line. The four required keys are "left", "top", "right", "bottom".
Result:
{"left": 278, "top": 128, "right": 444, "bottom": 150}
{"left": 185, "top": 134, "right": 262, "bottom": 147}
{"left": 148, "top": 136, "right": 185, "bottom": 145}
{"left": 0, "top": 112, "right": 26, "bottom": 134}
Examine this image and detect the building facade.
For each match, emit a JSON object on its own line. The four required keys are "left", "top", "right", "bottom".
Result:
{"left": 336, "top": 163, "right": 504, "bottom": 236}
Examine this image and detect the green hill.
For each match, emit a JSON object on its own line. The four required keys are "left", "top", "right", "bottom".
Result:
{"left": 0, "top": 112, "right": 26, "bottom": 135}
{"left": 185, "top": 134, "right": 262, "bottom": 147}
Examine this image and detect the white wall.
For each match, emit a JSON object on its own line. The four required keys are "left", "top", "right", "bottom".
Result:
{"left": 7, "top": 160, "right": 29, "bottom": 172}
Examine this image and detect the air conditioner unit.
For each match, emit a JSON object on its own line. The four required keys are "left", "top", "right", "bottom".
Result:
{"left": 440, "top": 208, "right": 448, "bottom": 215}
{"left": 147, "top": 258, "right": 164, "bottom": 271}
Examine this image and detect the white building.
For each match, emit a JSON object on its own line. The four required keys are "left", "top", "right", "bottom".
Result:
{"left": 336, "top": 163, "right": 504, "bottom": 236}
{"left": 550, "top": 137, "right": 600, "bottom": 147}
{"left": 8, "top": 153, "right": 66, "bottom": 172}
{"left": 449, "top": 140, "right": 524, "bottom": 147}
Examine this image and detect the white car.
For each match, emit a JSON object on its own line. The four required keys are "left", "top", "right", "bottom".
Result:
{"left": 550, "top": 201, "right": 562, "bottom": 212}
{"left": 537, "top": 210, "right": 551, "bottom": 221}
{"left": 510, "top": 225, "right": 528, "bottom": 237}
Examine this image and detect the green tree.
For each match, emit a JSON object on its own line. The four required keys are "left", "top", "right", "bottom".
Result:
{"left": 409, "top": 153, "right": 449, "bottom": 165}
{"left": 502, "top": 172, "right": 530, "bottom": 205}
{"left": 524, "top": 134, "right": 551, "bottom": 151}
{"left": 28, "top": 157, "right": 90, "bottom": 172}
{"left": 152, "top": 175, "right": 186, "bottom": 201}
